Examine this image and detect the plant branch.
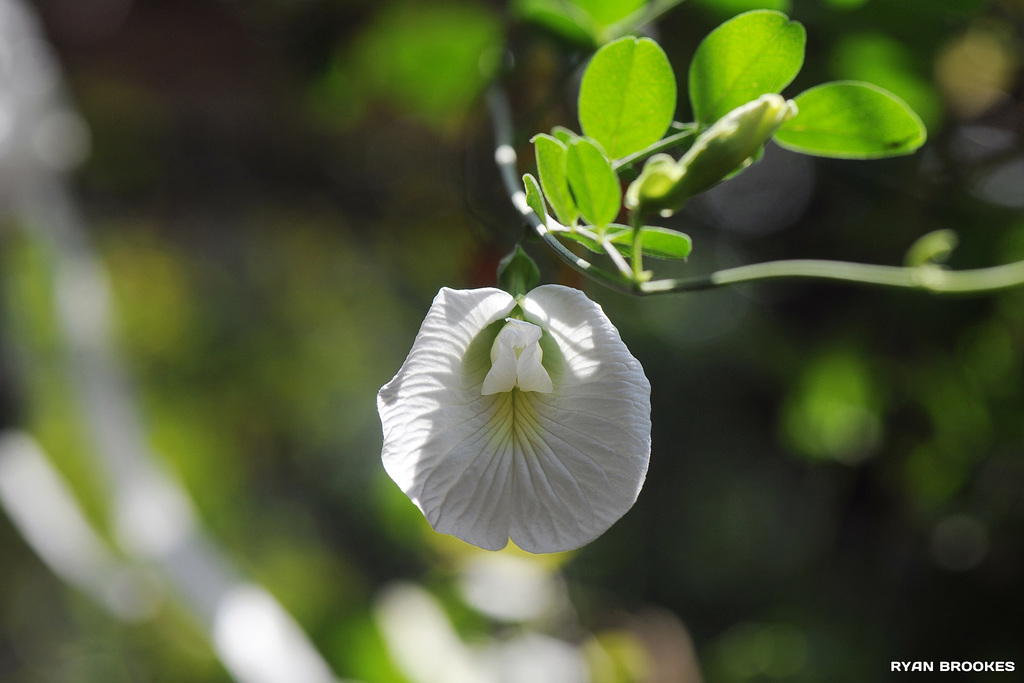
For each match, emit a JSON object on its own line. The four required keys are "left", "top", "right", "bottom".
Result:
{"left": 612, "top": 125, "right": 697, "bottom": 171}
{"left": 487, "top": 85, "right": 1024, "bottom": 297}
{"left": 489, "top": 88, "right": 638, "bottom": 293}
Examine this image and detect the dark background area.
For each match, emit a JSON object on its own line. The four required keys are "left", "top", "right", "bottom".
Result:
{"left": 2, "top": 0, "right": 1023, "bottom": 680}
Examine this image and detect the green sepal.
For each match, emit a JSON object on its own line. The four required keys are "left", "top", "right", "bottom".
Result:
{"left": 497, "top": 244, "right": 541, "bottom": 297}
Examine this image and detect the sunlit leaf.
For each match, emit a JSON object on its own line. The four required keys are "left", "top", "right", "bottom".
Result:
{"left": 558, "top": 225, "right": 692, "bottom": 260}
{"left": 551, "top": 126, "right": 578, "bottom": 145}
{"left": 773, "top": 81, "right": 927, "bottom": 159}
{"left": 533, "top": 134, "right": 578, "bottom": 225}
{"left": 689, "top": 10, "right": 805, "bottom": 125}
{"left": 832, "top": 33, "right": 942, "bottom": 133}
{"left": 522, "top": 173, "right": 548, "bottom": 222}
{"left": 566, "top": 137, "right": 621, "bottom": 229}
{"left": 622, "top": 226, "right": 693, "bottom": 260}
{"left": 579, "top": 37, "right": 677, "bottom": 159}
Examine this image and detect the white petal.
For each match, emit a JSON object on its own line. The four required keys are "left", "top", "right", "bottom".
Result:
{"left": 508, "top": 285, "right": 651, "bottom": 552}
{"left": 514, "top": 337, "right": 553, "bottom": 393}
{"left": 378, "top": 287, "right": 518, "bottom": 550}
{"left": 481, "top": 319, "right": 523, "bottom": 395}
{"left": 482, "top": 319, "right": 553, "bottom": 395}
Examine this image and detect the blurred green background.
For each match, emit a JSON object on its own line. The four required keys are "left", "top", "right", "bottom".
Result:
{"left": 1, "top": 0, "right": 1023, "bottom": 681}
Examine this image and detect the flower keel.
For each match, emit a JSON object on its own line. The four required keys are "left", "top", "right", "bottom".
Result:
{"left": 481, "top": 318, "right": 553, "bottom": 395}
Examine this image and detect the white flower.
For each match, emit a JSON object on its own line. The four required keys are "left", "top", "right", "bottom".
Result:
{"left": 377, "top": 285, "right": 651, "bottom": 553}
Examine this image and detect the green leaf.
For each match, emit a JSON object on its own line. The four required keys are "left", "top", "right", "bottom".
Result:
{"left": 566, "top": 137, "right": 622, "bottom": 229}
{"left": 624, "top": 226, "right": 693, "bottom": 260}
{"left": 522, "top": 173, "right": 548, "bottom": 223}
{"left": 579, "top": 37, "right": 677, "bottom": 159}
{"left": 551, "top": 126, "right": 578, "bottom": 145}
{"left": 558, "top": 224, "right": 693, "bottom": 260}
{"left": 689, "top": 10, "right": 805, "bottom": 125}
{"left": 773, "top": 81, "right": 927, "bottom": 159}
{"left": 532, "top": 134, "right": 578, "bottom": 225}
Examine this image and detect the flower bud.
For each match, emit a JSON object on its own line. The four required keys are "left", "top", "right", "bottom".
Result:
{"left": 624, "top": 154, "right": 681, "bottom": 214}
{"left": 626, "top": 94, "right": 798, "bottom": 217}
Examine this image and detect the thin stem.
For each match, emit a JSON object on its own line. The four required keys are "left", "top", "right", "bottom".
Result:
{"left": 602, "top": 236, "right": 635, "bottom": 280}
{"left": 638, "top": 260, "right": 1024, "bottom": 295}
{"left": 612, "top": 126, "right": 697, "bottom": 171}
{"left": 487, "top": 85, "right": 1024, "bottom": 298}
{"left": 630, "top": 211, "right": 646, "bottom": 282}
{"left": 604, "top": 0, "right": 689, "bottom": 41}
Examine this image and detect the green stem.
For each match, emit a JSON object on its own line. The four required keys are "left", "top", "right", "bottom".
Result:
{"left": 601, "top": 236, "right": 636, "bottom": 280}
{"left": 613, "top": 126, "right": 697, "bottom": 171}
{"left": 630, "top": 211, "right": 646, "bottom": 282}
{"left": 638, "top": 259, "right": 1024, "bottom": 295}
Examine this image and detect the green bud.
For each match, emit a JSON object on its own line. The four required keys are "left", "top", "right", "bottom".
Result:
{"left": 624, "top": 154, "right": 682, "bottom": 213}
{"left": 497, "top": 244, "right": 541, "bottom": 297}
{"left": 626, "top": 94, "right": 798, "bottom": 217}
{"left": 904, "top": 229, "right": 959, "bottom": 267}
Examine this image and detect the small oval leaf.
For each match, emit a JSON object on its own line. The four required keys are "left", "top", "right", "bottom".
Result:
{"left": 608, "top": 226, "right": 693, "bottom": 260}
{"left": 533, "top": 133, "right": 578, "bottom": 225}
{"left": 557, "top": 224, "right": 691, "bottom": 260}
{"left": 522, "top": 173, "right": 548, "bottom": 222}
{"left": 773, "top": 81, "right": 927, "bottom": 159}
{"left": 566, "top": 137, "right": 622, "bottom": 229}
{"left": 632, "top": 226, "right": 693, "bottom": 260}
{"left": 689, "top": 10, "right": 806, "bottom": 125}
{"left": 579, "top": 36, "right": 677, "bottom": 159}
{"left": 551, "top": 126, "right": 578, "bottom": 145}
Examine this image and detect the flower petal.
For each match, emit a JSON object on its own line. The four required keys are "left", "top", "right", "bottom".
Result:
{"left": 482, "top": 319, "right": 553, "bottom": 395}
{"left": 378, "top": 287, "right": 518, "bottom": 549}
{"left": 511, "top": 285, "right": 652, "bottom": 552}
